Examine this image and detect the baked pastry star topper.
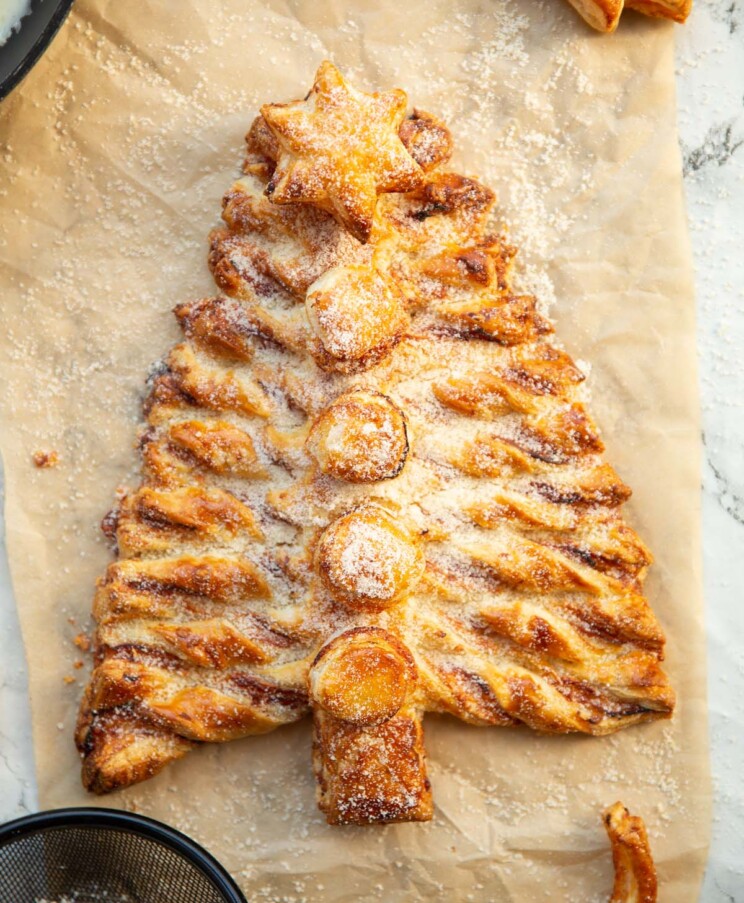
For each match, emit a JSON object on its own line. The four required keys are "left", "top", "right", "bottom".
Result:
{"left": 261, "top": 61, "right": 425, "bottom": 242}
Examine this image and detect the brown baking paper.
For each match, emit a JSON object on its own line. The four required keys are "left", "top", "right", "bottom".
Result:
{"left": 0, "top": 1, "right": 710, "bottom": 899}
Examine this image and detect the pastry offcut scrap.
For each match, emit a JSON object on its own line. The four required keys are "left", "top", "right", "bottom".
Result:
{"left": 77, "top": 62, "right": 674, "bottom": 826}
{"left": 564, "top": 0, "right": 692, "bottom": 32}
{"left": 604, "top": 803, "right": 658, "bottom": 902}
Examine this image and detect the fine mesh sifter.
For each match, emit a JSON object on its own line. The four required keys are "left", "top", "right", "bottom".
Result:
{"left": 0, "top": 808, "right": 247, "bottom": 903}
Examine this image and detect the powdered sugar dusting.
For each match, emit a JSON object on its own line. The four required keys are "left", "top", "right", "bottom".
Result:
{"left": 337, "top": 520, "right": 407, "bottom": 599}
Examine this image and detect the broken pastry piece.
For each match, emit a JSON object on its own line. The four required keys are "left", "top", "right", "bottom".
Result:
{"left": 77, "top": 62, "right": 674, "bottom": 829}
{"left": 565, "top": 0, "right": 692, "bottom": 32}
{"left": 604, "top": 802, "right": 658, "bottom": 902}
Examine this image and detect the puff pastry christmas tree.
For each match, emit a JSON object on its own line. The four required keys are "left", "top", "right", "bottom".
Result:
{"left": 77, "top": 62, "right": 674, "bottom": 825}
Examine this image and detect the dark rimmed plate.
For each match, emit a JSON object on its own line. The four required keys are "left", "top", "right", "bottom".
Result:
{"left": 0, "top": 0, "right": 74, "bottom": 102}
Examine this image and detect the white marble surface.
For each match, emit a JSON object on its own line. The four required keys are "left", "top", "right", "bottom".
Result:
{"left": 0, "top": 1, "right": 742, "bottom": 899}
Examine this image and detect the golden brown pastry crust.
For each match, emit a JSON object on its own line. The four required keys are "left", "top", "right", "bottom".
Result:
{"left": 77, "top": 62, "right": 674, "bottom": 827}
{"left": 306, "top": 389, "right": 409, "bottom": 483}
{"left": 313, "top": 702, "right": 433, "bottom": 825}
{"left": 604, "top": 802, "right": 659, "bottom": 902}
{"left": 565, "top": 0, "right": 691, "bottom": 31}
{"left": 626, "top": 0, "right": 692, "bottom": 22}
{"left": 309, "top": 627, "right": 417, "bottom": 727}
{"left": 261, "top": 61, "right": 424, "bottom": 242}
{"left": 566, "top": 0, "right": 624, "bottom": 31}
{"left": 315, "top": 504, "right": 424, "bottom": 610}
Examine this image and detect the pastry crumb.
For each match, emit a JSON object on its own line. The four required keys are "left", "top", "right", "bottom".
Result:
{"left": 32, "top": 449, "right": 59, "bottom": 468}
{"left": 73, "top": 632, "right": 91, "bottom": 652}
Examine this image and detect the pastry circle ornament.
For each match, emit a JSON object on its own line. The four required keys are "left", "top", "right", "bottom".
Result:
{"left": 308, "top": 627, "right": 416, "bottom": 726}
{"left": 306, "top": 389, "right": 409, "bottom": 483}
{"left": 315, "top": 504, "right": 424, "bottom": 609}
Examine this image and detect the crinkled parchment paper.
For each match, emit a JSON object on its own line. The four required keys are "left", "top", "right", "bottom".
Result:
{"left": 0, "top": 1, "right": 709, "bottom": 899}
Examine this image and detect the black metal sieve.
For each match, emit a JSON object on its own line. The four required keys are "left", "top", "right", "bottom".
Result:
{"left": 0, "top": 808, "right": 247, "bottom": 903}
